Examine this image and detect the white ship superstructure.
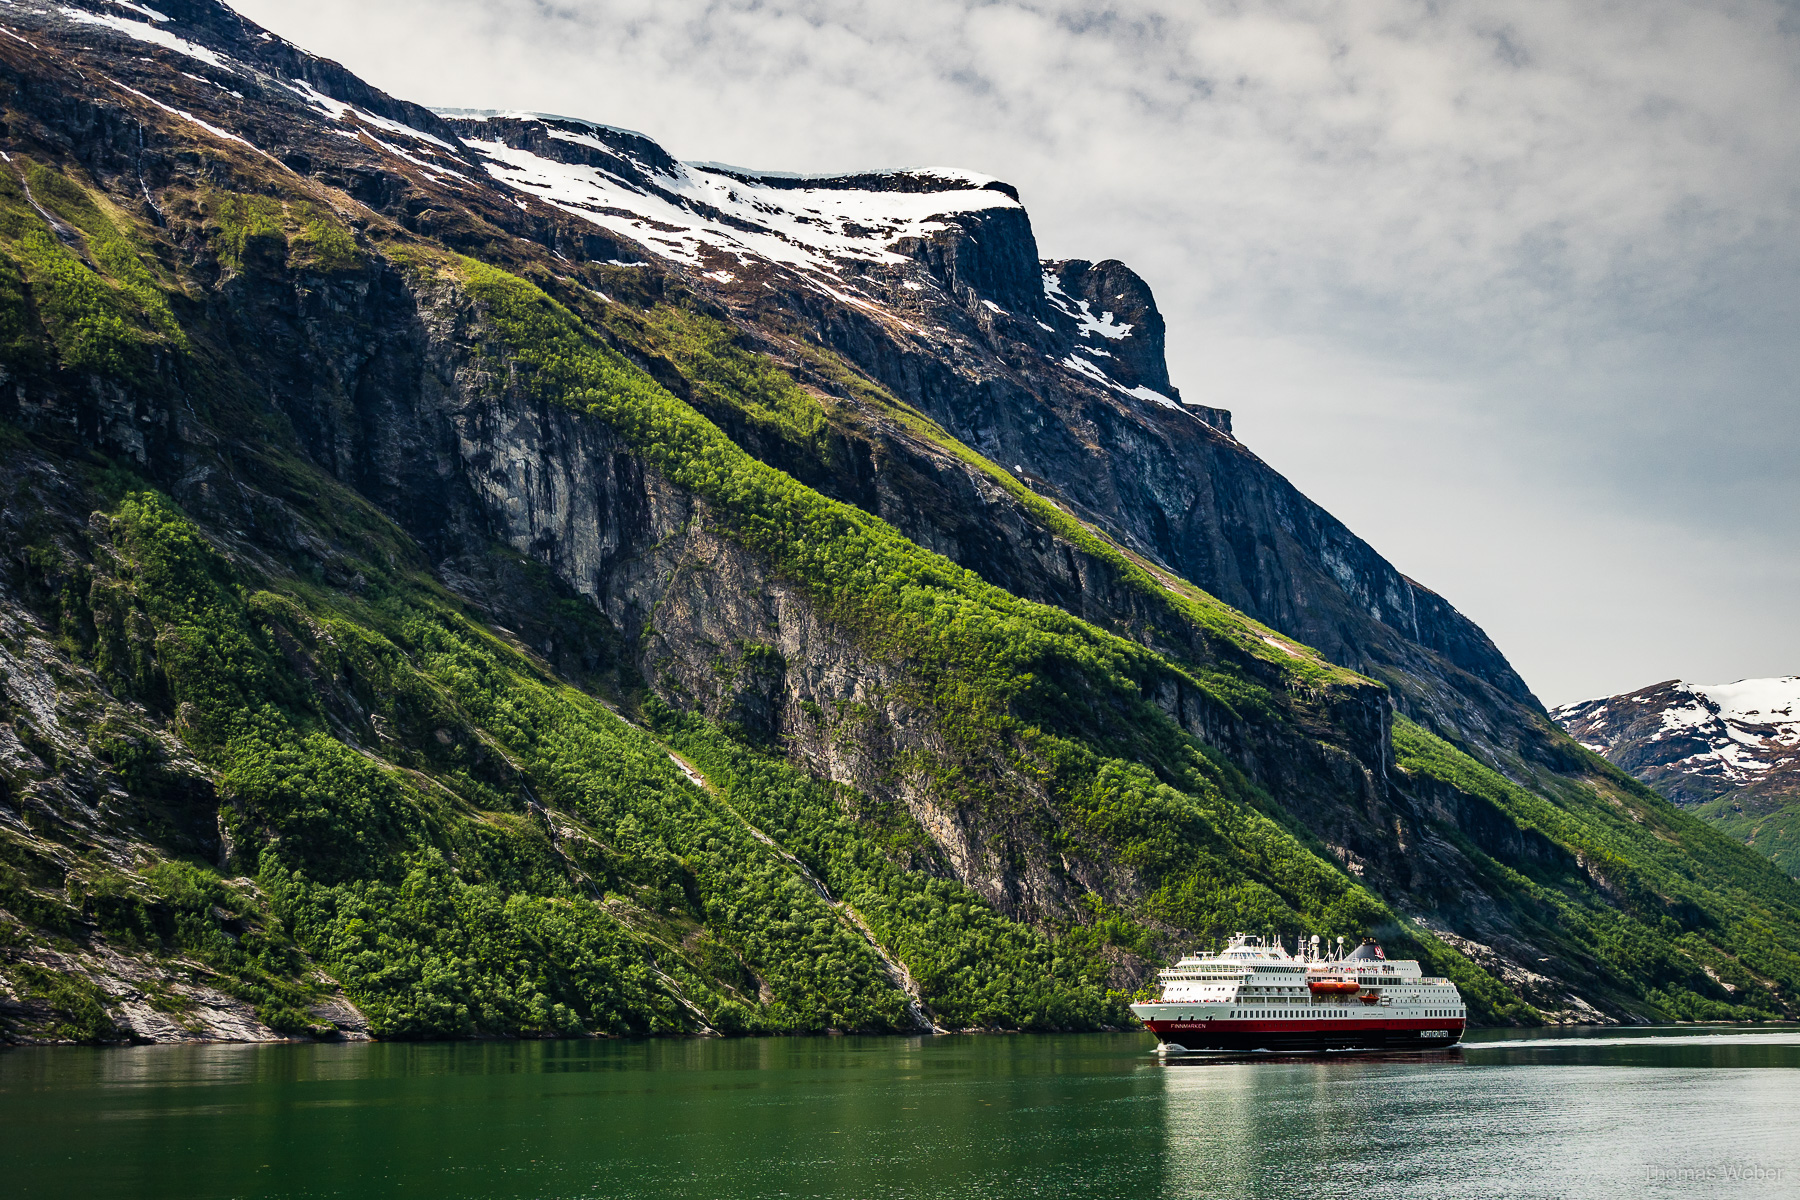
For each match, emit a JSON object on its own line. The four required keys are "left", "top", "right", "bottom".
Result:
{"left": 1131, "top": 933, "right": 1466, "bottom": 1053}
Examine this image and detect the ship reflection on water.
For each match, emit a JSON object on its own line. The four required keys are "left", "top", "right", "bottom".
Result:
{"left": 1157, "top": 1044, "right": 1466, "bottom": 1066}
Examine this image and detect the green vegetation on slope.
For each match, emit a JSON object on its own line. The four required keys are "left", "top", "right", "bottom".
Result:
{"left": 437, "top": 254, "right": 1531, "bottom": 1017}
{"left": 455, "top": 255, "right": 1291, "bottom": 750}
{"left": 7, "top": 133, "right": 1793, "bottom": 1043}
{"left": 652, "top": 704, "right": 1119, "bottom": 1030}
{"left": 599, "top": 299, "right": 1357, "bottom": 696}
{"left": 0, "top": 163, "right": 186, "bottom": 380}
{"left": 6, "top": 229, "right": 1526, "bottom": 1038}
{"left": 76, "top": 490, "right": 928, "bottom": 1036}
{"left": 496, "top": 260, "right": 1796, "bottom": 1025}
{"left": 1693, "top": 795, "right": 1800, "bottom": 880}
{"left": 620, "top": 304, "right": 831, "bottom": 454}
{"left": 205, "top": 191, "right": 360, "bottom": 274}
{"left": 1395, "top": 718, "right": 1800, "bottom": 1018}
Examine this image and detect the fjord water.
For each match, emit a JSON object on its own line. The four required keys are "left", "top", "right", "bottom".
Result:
{"left": 1, "top": 1028, "right": 1795, "bottom": 1200}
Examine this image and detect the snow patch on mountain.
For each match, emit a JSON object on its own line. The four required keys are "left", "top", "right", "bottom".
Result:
{"left": 1058, "top": 353, "right": 1181, "bottom": 411}
{"left": 458, "top": 132, "right": 1019, "bottom": 280}
{"left": 111, "top": 80, "right": 282, "bottom": 166}
{"left": 284, "top": 79, "right": 456, "bottom": 151}
{"left": 60, "top": 6, "right": 232, "bottom": 70}
{"left": 1698, "top": 678, "right": 1800, "bottom": 724}
{"left": 1043, "top": 272, "right": 1134, "bottom": 340}
{"left": 432, "top": 112, "right": 1206, "bottom": 420}
{"left": 111, "top": 1, "right": 170, "bottom": 22}
{"left": 1038, "top": 269, "right": 1197, "bottom": 412}
{"left": 1554, "top": 676, "right": 1800, "bottom": 788}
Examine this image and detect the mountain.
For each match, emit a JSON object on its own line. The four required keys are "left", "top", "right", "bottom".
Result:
{"left": 1554, "top": 679, "right": 1800, "bottom": 877}
{"left": 1, "top": 0, "right": 1796, "bottom": 1044}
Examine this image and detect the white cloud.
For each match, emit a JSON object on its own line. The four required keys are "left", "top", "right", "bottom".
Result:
{"left": 229, "top": 0, "right": 1800, "bottom": 702}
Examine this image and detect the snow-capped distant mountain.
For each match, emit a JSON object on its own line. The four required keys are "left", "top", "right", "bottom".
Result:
{"left": 1553, "top": 677, "right": 1800, "bottom": 874}
{"left": 1553, "top": 677, "right": 1800, "bottom": 799}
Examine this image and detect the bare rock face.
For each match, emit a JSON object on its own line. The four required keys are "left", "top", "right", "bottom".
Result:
{"left": 458, "top": 117, "right": 1546, "bottom": 767}
{"left": 2, "top": 938, "right": 367, "bottom": 1044}
{"left": 1046, "top": 259, "right": 1175, "bottom": 398}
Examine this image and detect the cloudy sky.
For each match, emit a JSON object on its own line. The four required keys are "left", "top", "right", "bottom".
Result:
{"left": 231, "top": 0, "right": 1800, "bottom": 705}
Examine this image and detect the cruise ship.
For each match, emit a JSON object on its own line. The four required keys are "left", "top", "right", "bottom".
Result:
{"left": 1131, "top": 933, "right": 1467, "bottom": 1053}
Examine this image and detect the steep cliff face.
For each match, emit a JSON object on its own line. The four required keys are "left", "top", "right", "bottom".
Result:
{"left": 774, "top": 196, "right": 1546, "bottom": 750}
{"left": 441, "top": 105, "right": 1551, "bottom": 754}
{"left": 0, "top": 0, "right": 1797, "bottom": 1044}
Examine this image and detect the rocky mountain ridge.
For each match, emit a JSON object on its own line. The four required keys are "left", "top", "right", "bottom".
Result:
{"left": 439, "top": 104, "right": 1538, "bottom": 751}
{"left": 0, "top": 0, "right": 1795, "bottom": 1044}
{"left": 1554, "top": 678, "right": 1800, "bottom": 876}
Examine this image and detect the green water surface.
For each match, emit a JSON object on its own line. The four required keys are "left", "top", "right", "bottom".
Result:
{"left": 1, "top": 1027, "right": 1795, "bottom": 1199}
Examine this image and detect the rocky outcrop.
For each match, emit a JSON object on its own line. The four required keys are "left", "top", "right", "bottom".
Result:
{"left": 254, "top": 270, "right": 1398, "bottom": 927}
{"left": 1046, "top": 258, "right": 1176, "bottom": 398}
{"left": 0, "top": 536, "right": 366, "bottom": 1044}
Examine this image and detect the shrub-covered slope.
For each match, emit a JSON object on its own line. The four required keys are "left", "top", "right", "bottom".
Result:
{"left": 0, "top": 0, "right": 1796, "bottom": 1042}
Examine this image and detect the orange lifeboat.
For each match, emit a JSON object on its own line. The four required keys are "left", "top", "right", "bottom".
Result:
{"left": 1308, "top": 978, "right": 1360, "bottom": 995}
{"left": 1360, "top": 991, "right": 1380, "bottom": 1004}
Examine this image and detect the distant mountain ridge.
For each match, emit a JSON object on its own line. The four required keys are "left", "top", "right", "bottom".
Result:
{"left": 0, "top": 0, "right": 1796, "bottom": 1045}
{"left": 1553, "top": 678, "right": 1800, "bottom": 875}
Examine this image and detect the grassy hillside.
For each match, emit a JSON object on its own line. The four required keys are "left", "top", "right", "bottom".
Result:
{"left": 0, "top": 159, "right": 1508, "bottom": 1036}
{"left": 1397, "top": 720, "right": 1800, "bottom": 1019}
{"left": 0, "top": 442, "right": 1486, "bottom": 1035}
{"left": 1694, "top": 795, "right": 1800, "bottom": 880}
{"left": 2, "top": 139, "right": 1796, "bottom": 1044}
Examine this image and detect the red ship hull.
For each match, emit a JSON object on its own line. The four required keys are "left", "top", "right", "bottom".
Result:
{"left": 1142, "top": 1018, "right": 1465, "bottom": 1053}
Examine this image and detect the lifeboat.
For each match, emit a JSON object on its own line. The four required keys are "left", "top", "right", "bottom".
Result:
{"left": 1308, "top": 978, "right": 1360, "bottom": 995}
{"left": 1360, "top": 991, "right": 1380, "bottom": 1004}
